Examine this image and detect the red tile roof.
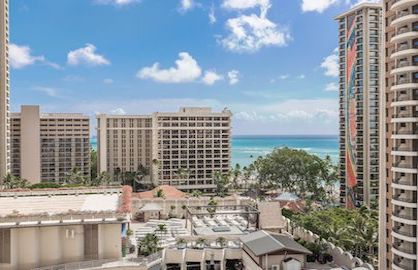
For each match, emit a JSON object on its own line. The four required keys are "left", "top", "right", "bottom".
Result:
{"left": 134, "top": 185, "right": 186, "bottom": 199}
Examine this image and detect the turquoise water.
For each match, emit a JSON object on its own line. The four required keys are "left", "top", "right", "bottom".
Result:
{"left": 231, "top": 135, "right": 338, "bottom": 167}
{"left": 90, "top": 135, "right": 339, "bottom": 167}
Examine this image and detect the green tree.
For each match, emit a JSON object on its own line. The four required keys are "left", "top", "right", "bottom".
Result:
{"left": 90, "top": 149, "right": 97, "bottom": 181}
{"left": 91, "top": 171, "right": 111, "bottom": 186}
{"left": 2, "top": 173, "right": 29, "bottom": 189}
{"left": 64, "top": 168, "right": 88, "bottom": 185}
{"left": 214, "top": 171, "right": 231, "bottom": 197}
{"left": 155, "top": 224, "right": 167, "bottom": 241}
{"left": 154, "top": 188, "right": 165, "bottom": 198}
{"left": 231, "top": 164, "right": 241, "bottom": 190}
{"left": 191, "top": 190, "right": 202, "bottom": 198}
{"left": 207, "top": 197, "right": 218, "bottom": 217}
{"left": 247, "top": 148, "right": 338, "bottom": 202}
{"left": 138, "top": 233, "right": 160, "bottom": 256}
{"left": 216, "top": 237, "right": 227, "bottom": 248}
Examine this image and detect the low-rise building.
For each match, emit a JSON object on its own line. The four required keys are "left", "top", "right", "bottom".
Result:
{"left": 10, "top": 105, "right": 90, "bottom": 184}
{"left": 0, "top": 187, "right": 131, "bottom": 270}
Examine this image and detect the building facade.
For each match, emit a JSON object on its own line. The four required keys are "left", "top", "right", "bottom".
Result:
{"left": 379, "top": 0, "right": 418, "bottom": 269}
{"left": 0, "top": 0, "right": 10, "bottom": 180}
{"left": 97, "top": 107, "right": 232, "bottom": 191}
{"left": 336, "top": 3, "right": 383, "bottom": 208}
{"left": 10, "top": 105, "right": 90, "bottom": 184}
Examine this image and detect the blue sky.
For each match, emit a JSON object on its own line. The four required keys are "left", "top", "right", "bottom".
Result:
{"left": 9, "top": 0, "right": 377, "bottom": 135}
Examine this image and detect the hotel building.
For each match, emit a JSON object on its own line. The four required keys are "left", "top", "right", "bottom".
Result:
{"left": 336, "top": 3, "right": 383, "bottom": 208}
{"left": 10, "top": 105, "right": 90, "bottom": 184}
{"left": 97, "top": 107, "right": 232, "bottom": 191}
{"left": 0, "top": 0, "right": 10, "bottom": 179}
{"left": 379, "top": 0, "right": 418, "bottom": 269}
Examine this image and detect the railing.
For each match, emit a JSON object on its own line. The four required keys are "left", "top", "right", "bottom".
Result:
{"left": 31, "top": 252, "right": 163, "bottom": 270}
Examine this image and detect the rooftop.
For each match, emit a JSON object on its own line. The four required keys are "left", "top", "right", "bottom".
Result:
{"left": 135, "top": 185, "right": 187, "bottom": 199}
{"left": 240, "top": 230, "right": 312, "bottom": 256}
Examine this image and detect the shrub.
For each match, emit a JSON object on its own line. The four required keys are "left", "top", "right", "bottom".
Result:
{"left": 29, "top": 182, "right": 61, "bottom": 189}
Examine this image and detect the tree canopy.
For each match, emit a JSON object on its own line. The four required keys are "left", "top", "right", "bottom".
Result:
{"left": 246, "top": 147, "right": 338, "bottom": 202}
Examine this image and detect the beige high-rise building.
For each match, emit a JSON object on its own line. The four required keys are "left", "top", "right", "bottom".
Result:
{"left": 379, "top": 0, "right": 418, "bottom": 269}
{"left": 0, "top": 0, "right": 10, "bottom": 180}
{"left": 10, "top": 105, "right": 91, "bottom": 184}
{"left": 97, "top": 107, "right": 232, "bottom": 191}
{"left": 335, "top": 3, "right": 382, "bottom": 208}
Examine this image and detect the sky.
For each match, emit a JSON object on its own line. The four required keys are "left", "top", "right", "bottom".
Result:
{"left": 9, "top": 0, "right": 379, "bottom": 136}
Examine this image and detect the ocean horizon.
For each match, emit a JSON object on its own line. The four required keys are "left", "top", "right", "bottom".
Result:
{"left": 91, "top": 134, "right": 338, "bottom": 167}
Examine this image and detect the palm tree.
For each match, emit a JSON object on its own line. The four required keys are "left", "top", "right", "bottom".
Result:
{"left": 214, "top": 171, "right": 231, "bottom": 197}
{"left": 154, "top": 188, "right": 165, "bottom": 198}
{"left": 176, "top": 167, "right": 190, "bottom": 184}
{"left": 138, "top": 233, "right": 159, "bottom": 256}
{"left": 2, "top": 173, "right": 29, "bottom": 189}
{"left": 176, "top": 238, "right": 187, "bottom": 249}
{"left": 196, "top": 238, "right": 207, "bottom": 249}
{"left": 207, "top": 197, "right": 218, "bottom": 217}
{"left": 155, "top": 224, "right": 168, "bottom": 242}
{"left": 64, "top": 168, "right": 88, "bottom": 185}
{"left": 216, "top": 237, "right": 227, "bottom": 248}
{"left": 191, "top": 190, "right": 202, "bottom": 198}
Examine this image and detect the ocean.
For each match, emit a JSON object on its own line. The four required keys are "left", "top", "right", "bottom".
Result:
{"left": 91, "top": 135, "right": 339, "bottom": 167}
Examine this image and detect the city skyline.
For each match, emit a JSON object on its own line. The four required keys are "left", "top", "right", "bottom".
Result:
{"left": 9, "top": 0, "right": 379, "bottom": 135}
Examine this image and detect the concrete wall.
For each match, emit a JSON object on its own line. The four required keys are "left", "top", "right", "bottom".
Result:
{"left": 3, "top": 223, "right": 122, "bottom": 270}
{"left": 20, "top": 105, "right": 41, "bottom": 183}
{"left": 283, "top": 217, "right": 374, "bottom": 270}
{"left": 99, "top": 223, "right": 122, "bottom": 259}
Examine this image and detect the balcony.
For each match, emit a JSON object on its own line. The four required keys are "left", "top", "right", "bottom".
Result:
{"left": 393, "top": 254, "right": 417, "bottom": 270}
{"left": 392, "top": 193, "right": 417, "bottom": 208}
{"left": 391, "top": 27, "right": 418, "bottom": 43}
{"left": 393, "top": 208, "right": 417, "bottom": 225}
{"left": 393, "top": 176, "right": 418, "bottom": 191}
{"left": 392, "top": 243, "right": 417, "bottom": 260}
{"left": 391, "top": 10, "right": 418, "bottom": 27}
{"left": 392, "top": 160, "right": 418, "bottom": 174}
{"left": 391, "top": 61, "right": 418, "bottom": 75}
{"left": 391, "top": 78, "right": 418, "bottom": 92}
{"left": 391, "top": 0, "right": 418, "bottom": 11}
{"left": 392, "top": 44, "right": 418, "bottom": 59}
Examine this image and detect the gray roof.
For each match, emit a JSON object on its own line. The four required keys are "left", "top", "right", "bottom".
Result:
{"left": 240, "top": 230, "right": 311, "bottom": 256}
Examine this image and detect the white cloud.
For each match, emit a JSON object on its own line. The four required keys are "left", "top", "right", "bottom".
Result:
{"left": 297, "top": 74, "right": 306, "bottom": 79}
{"left": 137, "top": 52, "right": 202, "bottom": 83}
{"left": 279, "top": 74, "right": 290, "bottom": 80}
{"left": 110, "top": 108, "right": 127, "bottom": 115}
{"left": 222, "top": 0, "right": 271, "bottom": 14}
{"left": 320, "top": 48, "right": 338, "bottom": 77}
{"left": 67, "top": 44, "right": 110, "bottom": 66}
{"left": 179, "top": 0, "right": 194, "bottom": 11}
{"left": 104, "top": 78, "right": 114, "bottom": 84}
{"left": 301, "top": 0, "right": 339, "bottom": 13}
{"left": 227, "top": 70, "right": 240, "bottom": 85}
{"left": 325, "top": 82, "right": 338, "bottom": 92}
{"left": 33, "top": 86, "right": 58, "bottom": 97}
{"left": 221, "top": 14, "right": 290, "bottom": 53}
{"left": 42, "top": 97, "right": 338, "bottom": 135}
{"left": 202, "top": 70, "right": 223, "bottom": 85}
{"left": 9, "top": 44, "right": 59, "bottom": 69}
{"left": 351, "top": 0, "right": 381, "bottom": 6}
{"left": 94, "top": 0, "right": 139, "bottom": 6}
{"left": 209, "top": 4, "right": 216, "bottom": 24}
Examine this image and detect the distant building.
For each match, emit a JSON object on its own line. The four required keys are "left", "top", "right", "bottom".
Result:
{"left": 0, "top": 187, "right": 130, "bottom": 270}
{"left": 97, "top": 107, "right": 232, "bottom": 191}
{"left": 335, "top": 3, "right": 383, "bottom": 208}
{"left": 379, "top": 0, "right": 418, "bottom": 269}
{"left": 10, "top": 105, "right": 90, "bottom": 184}
{"left": 0, "top": 0, "right": 10, "bottom": 179}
